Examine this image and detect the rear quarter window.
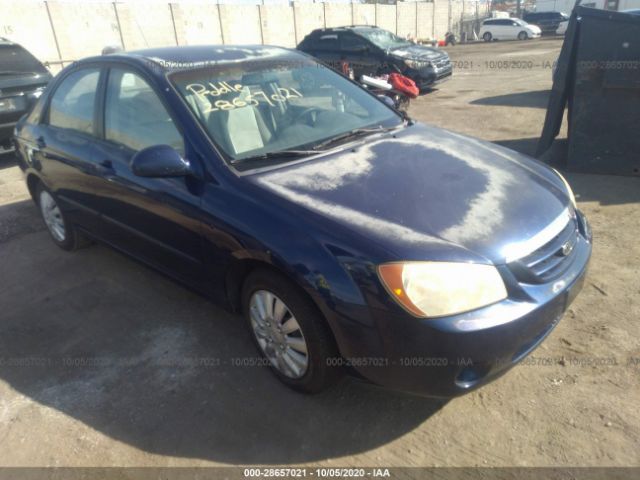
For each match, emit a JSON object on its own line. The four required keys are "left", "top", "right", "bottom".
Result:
{"left": 313, "top": 34, "right": 339, "bottom": 51}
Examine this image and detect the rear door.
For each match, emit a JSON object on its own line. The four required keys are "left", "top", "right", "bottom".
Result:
{"left": 35, "top": 66, "right": 106, "bottom": 232}
{"left": 496, "top": 19, "right": 513, "bottom": 39}
{"left": 91, "top": 66, "right": 205, "bottom": 285}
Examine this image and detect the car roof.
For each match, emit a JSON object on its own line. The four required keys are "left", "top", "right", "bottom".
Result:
{"left": 309, "top": 25, "right": 380, "bottom": 34}
{"left": 76, "top": 44, "right": 299, "bottom": 71}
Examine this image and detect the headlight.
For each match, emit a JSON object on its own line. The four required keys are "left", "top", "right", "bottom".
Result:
{"left": 378, "top": 262, "right": 507, "bottom": 318}
{"left": 403, "top": 58, "right": 431, "bottom": 69}
{"left": 552, "top": 168, "right": 577, "bottom": 208}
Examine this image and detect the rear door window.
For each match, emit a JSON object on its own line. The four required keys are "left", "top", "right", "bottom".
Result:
{"left": 48, "top": 68, "right": 100, "bottom": 135}
{"left": 315, "top": 34, "right": 339, "bottom": 51}
{"left": 340, "top": 33, "right": 371, "bottom": 53}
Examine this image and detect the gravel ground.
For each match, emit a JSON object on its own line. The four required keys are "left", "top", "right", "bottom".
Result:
{"left": 0, "top": 38, "right": 638, "bottom": 468}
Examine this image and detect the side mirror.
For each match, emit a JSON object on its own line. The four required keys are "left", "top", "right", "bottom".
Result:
{"left": 130, "top": 145, "right": 191, "bottom": 178}
{"left": 377, "top": 95, "right": 396, "bottom": 109}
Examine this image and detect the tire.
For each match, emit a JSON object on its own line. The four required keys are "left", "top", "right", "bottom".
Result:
{"left": 518, "top": 31, "right": 528, "bottom": 40}
{"left": 36, "top": 183, "right": 91, "bottom": 251}
{"left": 483, "top": 32, "right": 492, "bottom": 42}
{"left": 241, "top": 268, "right": 343, "bottom": 393}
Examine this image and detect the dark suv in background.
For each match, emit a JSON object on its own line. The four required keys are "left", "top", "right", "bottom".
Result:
{"left": 297, "top": 25, "right": 452, "bottom": 90}
{"left": 523, "top": 11, "right": 570, "bottom": 34}
{"left": 0, "top": 38, "right": 52, "bottom": 151}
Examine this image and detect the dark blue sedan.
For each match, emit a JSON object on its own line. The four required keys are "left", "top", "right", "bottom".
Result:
{"left": 14, "top": 45, "right": 591, "bottom": 397}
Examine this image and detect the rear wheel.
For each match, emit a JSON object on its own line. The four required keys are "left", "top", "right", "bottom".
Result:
{"left": 36, "top": 184, "right": 90, "bottom": 251}
{"left": 518, "top": 31, "right": 528, "bottom": 40}
{"left": 242, "top": 268, "right": 343, "bottom": 393}
{"left": 483, "top": 32, "right": 493, "bottom": 42}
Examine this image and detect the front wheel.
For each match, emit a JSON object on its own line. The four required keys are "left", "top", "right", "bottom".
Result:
{"left": 242, "top": 269, "right": 343, "bottom": 393}
{"left": 518, "top": 31, "right": 528, "bottom": 40}
{"left": 483, "top": 32, "right": 492, "bottom": 42}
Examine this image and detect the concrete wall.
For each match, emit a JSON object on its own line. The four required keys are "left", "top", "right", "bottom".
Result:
{"left": 0, "top": 0, "right": 59, "bottom": 62}
{"left": 219, "top": 4, "right": 262, "bottom": 45}
{"left": 352, "top": 3, "right": 376, "bottom": 26}
{"left": 375, "top": 4, "right": 397, "bottom": 34}
{"left": 116, "top": 2, "right": 177, "bottom": 50}
{"left": 172, "top": 3, "right": 223, "bottom": 46}
{"left": 433, "top": 0, "right": 452, "bottom": 40}
{"left": 293, "top": 2, "right": 325, "bottom": 44}
{"left": 323, "top": 3, "right": 352, "bottom": 28}
{"left": 397, "top": 2, "right": 417, "bottom": 38}
{"left": 260, "top": 4, "right": 295, "bottom": 48}
{"left": 0, "top": 0, "right": 487, "bottom": 69}
{"left": 417, "top": 2, "right": 436, "bottom": 40}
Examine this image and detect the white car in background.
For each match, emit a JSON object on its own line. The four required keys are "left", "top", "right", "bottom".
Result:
{"left": 556, "top": 20, "right": 568, "bottom": 35}
{"left": 480, "top": 18, "right": 542, "bottom": 41}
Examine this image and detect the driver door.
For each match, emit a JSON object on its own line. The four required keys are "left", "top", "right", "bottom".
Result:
{"left": 92, "top": 66, "right": 206, "bottom": 285}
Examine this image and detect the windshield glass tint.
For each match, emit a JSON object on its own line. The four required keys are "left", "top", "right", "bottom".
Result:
{"left": 0, "top": 45, "right": 47, "bottom": 74}
{"left": 171, "top": 57, "right": 400, "bottom": 165}
{"left": 355, "top": 29, "right": 411, "bottom": 50}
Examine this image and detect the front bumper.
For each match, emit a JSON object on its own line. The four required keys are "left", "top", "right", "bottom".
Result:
{"left": 407, "top": 63, "right": 453, "bottom": 89}
{"left": 336, "top": 211, "right": 592, "bottom": 398}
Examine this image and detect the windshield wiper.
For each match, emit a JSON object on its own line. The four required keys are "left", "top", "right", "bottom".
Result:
{"left": 230, "top": 149, "right": 322, "bottom": 166}
{"left": 310, "top": 124, "right": 405, "bottom": 151}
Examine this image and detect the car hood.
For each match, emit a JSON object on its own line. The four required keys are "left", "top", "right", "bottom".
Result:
{"left": 527, "top": 24, "right": 542, "bottom": 32}
{"left": 249, "top": 123, "right": 570, "bottom": 264}
{"left": 390, "top": 44, "right": 447, "bottom": 61}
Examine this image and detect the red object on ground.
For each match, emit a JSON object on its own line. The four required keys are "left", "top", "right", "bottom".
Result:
{"left": 438, "top": 40, "right": 446, "bottom": 47}
{"left": 388, "top": 73, "right": 419, "bottom": 99}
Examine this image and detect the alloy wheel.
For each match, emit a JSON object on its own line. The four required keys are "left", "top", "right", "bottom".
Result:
{"left": 249, "top": 290, "right": 309, "bottom": 379}
{"left": 39, "top": 190, "right": 66, "bottom": 242}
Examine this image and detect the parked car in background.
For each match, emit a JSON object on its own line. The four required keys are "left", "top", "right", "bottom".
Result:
{"left": 0, "top": 38, "right": 52, "bottom": 151}
{"left": 480, "top": 18, "right": 542, "bottom": 41}
{"left": 297, "top": 25, "right": 452, "bottom": 90}
{"left": 14, "top": 45, "right": 591, "bottom": 397}
{"left": 523, "top": 11, "right": 570, "bottom": 34}
{"left": 556, "top": 20, "right": 569, "bottom": 35}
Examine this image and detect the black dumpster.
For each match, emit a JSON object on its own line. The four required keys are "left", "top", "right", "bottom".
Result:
{"left": 537, "top": 6, "right": 640, "bottom": 176}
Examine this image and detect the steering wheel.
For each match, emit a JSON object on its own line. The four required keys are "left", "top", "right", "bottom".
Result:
{"left": 293, "top": 107, "right": 323, "bottom": 126}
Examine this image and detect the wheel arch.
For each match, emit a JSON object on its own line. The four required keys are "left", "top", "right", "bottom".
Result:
{"left": 26, "top": 173, "right": 43, "bottom": 203}
{"left": 224, "top": 257, "right": 345, "bottom": 355}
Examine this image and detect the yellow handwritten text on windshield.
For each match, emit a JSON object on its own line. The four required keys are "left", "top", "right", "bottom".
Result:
{"left": 186, "top": 82, "right": 304, "bottom": 113}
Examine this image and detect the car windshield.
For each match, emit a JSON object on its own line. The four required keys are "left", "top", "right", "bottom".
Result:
{"left": 171, "top": 55, "right": 402, "bottom": 168}
{"left": 514, "top": 19, "right": 527, "bottom": 26}
{"left": 0, "top": 45, "right": 48, "bottom": 75}
{"left": 355, "top": 28, "right": 412, "bottom": 50}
